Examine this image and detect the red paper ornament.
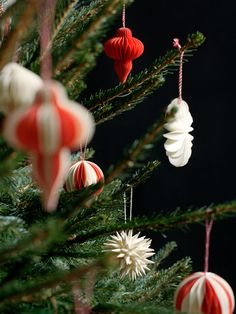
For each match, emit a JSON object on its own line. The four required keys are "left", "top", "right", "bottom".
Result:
{"left": 3, "top": 81, "right": 95, "bottom": 212}
{"left": 31, "top": 149, "right": 70, "bottom": 212}
{"left": 104, "top": 27, "right": 144, "bottom": 83}
{"left": 3, "top": 81, "right": 94, "bottom": 154}
{"left": 64, "top": 160, "right": 104, "bottom": 195}
{"left": 174, "top": 272, "right": 235, "bottom": 314}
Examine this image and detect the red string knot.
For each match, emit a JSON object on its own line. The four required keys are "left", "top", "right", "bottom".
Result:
{"left": 173, "top": 38, "right": 181, "bottom": 50}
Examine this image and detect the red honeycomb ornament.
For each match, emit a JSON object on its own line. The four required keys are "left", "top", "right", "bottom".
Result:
{"left": 104, "top": 27, "right": 144, "bottom": 83}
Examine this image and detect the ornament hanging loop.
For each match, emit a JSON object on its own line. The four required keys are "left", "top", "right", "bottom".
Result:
{"left": 173, "top": 38, "right": 184, "bottom": 104}
{"left": 204, "top": 214, "right": 214, "bottom": 273}
{"left": 123, "top": 185, "right": 133, "bottom": 223}
{"left": 122, "top": 0, "right": 126, "bottom": 28}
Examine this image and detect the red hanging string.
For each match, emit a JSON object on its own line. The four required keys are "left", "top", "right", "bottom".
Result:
{"left": 204, "top": 217, "right": 214, "bottom": 273}
{"left": 173, "top": 38, "right": 184, "bottom": 104}
{"left": 122, "top": 1, "right": 126, "bottom": 28}
{"left": 38, "top": 0, "right": 56, "bottom": 80}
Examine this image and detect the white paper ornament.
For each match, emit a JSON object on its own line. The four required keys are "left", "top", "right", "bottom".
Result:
{"left": 0, "top": 62, "right": 43, "bottom": 114}
{"left": 104, "top": 230, "right": 155, "bottom": 280}
{"left": 174, "top": 272, "right": 235, "bottom": 314}
{"left": 163, "top": 98, "right": 193, "bottom": 167}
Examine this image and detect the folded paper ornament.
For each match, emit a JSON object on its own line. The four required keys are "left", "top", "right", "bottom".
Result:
{"left": 3, "top": 81, "right": 95, "bottom": 211}
{"left": 174, "top": 272, "right": 235, "bottom": 314}
{"left": 164, "top": 98, "right": 193, "bottom": 167}
{"left": 3, "top": 81, "right": 95, "bottom": 154}
{"left": 0, "top": 62, "right": 43, "bottom": 114}
{"left": 64, "top": 160, "right": 104, "bottom": 195}
{"left": 104, "top": 27, "right": 144, "bottom": 83}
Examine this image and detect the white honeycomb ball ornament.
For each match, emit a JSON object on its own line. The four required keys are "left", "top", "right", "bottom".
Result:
{"left": 0, "top": 62, "right": 43, "bottom": 114}
{"left": 104, "top": 230, "right": 155, "bottom": 280}
{"left": 163, "top": 98, "right": 193, "bottom": 167}
{"left": 174, "top": 272, "right": 235, "bottom": 314}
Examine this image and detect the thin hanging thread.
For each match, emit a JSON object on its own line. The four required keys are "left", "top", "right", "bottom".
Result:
{"left": 123, "top": 192, "right": 127, "bottom": 223}
{"left": 39, "top": 0, "right": 56, "bottom": 80}
{"left": 124, "top": 185, "right": 133, "bottom": 222}
{"left": 173, "top": 38, "right": 184, "bottom": 104}
{"left": 122, "top": 1, "right": 126, "bottom": 28}
{"left": 129, "top": 185, "right": 133, "bottom": 221}
{"left": 204, "top": 217, "right": 214, "bottom": 273}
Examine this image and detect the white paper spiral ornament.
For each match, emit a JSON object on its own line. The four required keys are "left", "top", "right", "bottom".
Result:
{"left": 174, "top": 272, "right": 235, "bottom": 314}
{"left": 0, "top": 62, "right": 43, "bottom": 114}
{"left": 163, "top": 98, "right": 193, "bottom": 167}
{"left": 64, "top": 160, "right": 104, "bottom": 195}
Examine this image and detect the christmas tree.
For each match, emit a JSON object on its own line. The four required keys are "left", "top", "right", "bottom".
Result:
{"left": 0, "top": 0, "right": 235, "bottom": 313}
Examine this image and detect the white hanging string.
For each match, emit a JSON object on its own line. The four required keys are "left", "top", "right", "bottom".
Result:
{"left": 123, "top": 192, "right": 127, "bottom": 223}
{"left": 129, "top": 185, "right": 133, "bottom": 221}
{"left": 123, "top": 185, "right": 133, "bottom": 223}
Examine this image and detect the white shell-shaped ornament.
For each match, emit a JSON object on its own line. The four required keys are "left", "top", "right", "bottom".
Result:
{"left": 0, "top": 62, "right": 43, "bottom": 114}
{"left": 164, "top": 98, "right": 193, "bottom": 167}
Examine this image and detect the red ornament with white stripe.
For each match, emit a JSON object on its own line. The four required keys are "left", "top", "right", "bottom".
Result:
{"left": 174, "top": 272, "right": 235, "bottom": 314}
{"left": 3, "top": 81, "right": 95, "bottom": 154}
{"left": 104, "top": 27, "right": 144, "bottom": 83}
{"left": 3, "top": 81, "right": 95, "bottom": 212}
{"left": 31, "top": 149, "right": 70, "bottom": 211}
{"left": 64, "top": 160, "right": 104, "bottom": 195}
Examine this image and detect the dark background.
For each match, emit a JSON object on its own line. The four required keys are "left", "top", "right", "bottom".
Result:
{"left": 85, "top": 0, "right": 236, "bottom": 295}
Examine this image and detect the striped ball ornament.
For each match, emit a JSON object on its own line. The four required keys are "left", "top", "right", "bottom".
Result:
{"left": 174, "top": 272, "right": 235, "bottom": 314}
{"left": 3, "top": 81, "right": 95, "bottom": 154}
{"left": 64, "top": 160, "right": 104, "bottom": 195}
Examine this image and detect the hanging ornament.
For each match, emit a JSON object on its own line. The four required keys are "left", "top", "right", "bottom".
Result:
{"left": 0, "top": 62, "right": 43, "bottom": 114}
{"left": 104, "top": 2, "right": 144, "bottom": 83}
{"left": 104, "top": 187, "right": 155, "bottom": 280}
{"left": 64, "top": 160, "right": 104, "bottom": 195}
{"left": 3, "top": 81, "right": 95, "bottom": 212}
{"left": 163, "top": 98, "right": 193, "bottom": 167}
{"left": 104, "top": 230, "right": 155, "bottom": 280}
{"left": 174, "top": 218, "right": 235, "bottom": 314}
{"left": 31, "top": 149, "right": 70, "bottom": 211}
{"left": 163, "top": 39, "right": 193, "bottom": 167}
{"left": 3, "top": 81, "right": 95, "bottom": 154}
{"left": 174, "top": 272, "right": 235, "bottom": 314}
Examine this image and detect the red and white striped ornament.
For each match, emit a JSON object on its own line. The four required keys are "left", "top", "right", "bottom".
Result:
{"left": 3, "top": 81, "right": 95, "bottom": 154}
{"left": 3, "top": 81, "right": 95, "bottom": 211}
{"left": 174, "top": 271, "right": 235, "bottom": 314}
{"left": 64, "top": 160, "right": 104, "bottom": 195}
{"left": 31, "top": 149, "right": 70, "bottom": 211}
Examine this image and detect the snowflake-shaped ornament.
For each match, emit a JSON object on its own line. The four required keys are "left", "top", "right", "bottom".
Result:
{"left": 104, "top": 230, "right": 155, "bottom": 280}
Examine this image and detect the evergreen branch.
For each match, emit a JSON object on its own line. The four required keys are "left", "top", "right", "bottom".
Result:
{"left": 66, "top": 200, "right": 236, "bottom": 244}
{"left": 92, "top": 303, "right": 175, "bottom": 314}
{"left": 0, "top": 0, "right": 37, "bottom": 70}
{"left": 153, "top": 241, "right": 178, "bottom": 269}
{"left": 84, "top": 31, "right": 205, "bottom": 111}
{"left": 93, "top": 74, "right": 165, "bottom": 124}
{"left": 105, "top": 115, "right": 165, "bottom": 183}
{"left": 0, "top": 260, "right": 104, "bottom": 304}
{"left": 53, "top": 0, "right": 124, "bottom": 75}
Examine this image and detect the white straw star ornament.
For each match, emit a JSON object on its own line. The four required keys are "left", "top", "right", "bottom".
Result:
{"left": 104, "top": 230, "right": 155, "bottom": 280}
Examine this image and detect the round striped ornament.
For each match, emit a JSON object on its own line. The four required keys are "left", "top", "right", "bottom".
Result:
{"left": 64, "top": 160, "right": 104, "bottom": 195}
{"left": 174, "top": 272, "right": 235, "bottom": 314}
{"left": 3, "top": 81, "right": 95, "bottom": 154}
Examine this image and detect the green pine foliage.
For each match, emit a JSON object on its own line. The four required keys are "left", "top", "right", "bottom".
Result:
{"left": 0, "top": 0, "right": 232, "bottom": 313}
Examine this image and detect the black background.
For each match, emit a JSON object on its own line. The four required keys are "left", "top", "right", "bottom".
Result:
{"left": 84, "top": 0, "right": 236, "bottom": 296}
